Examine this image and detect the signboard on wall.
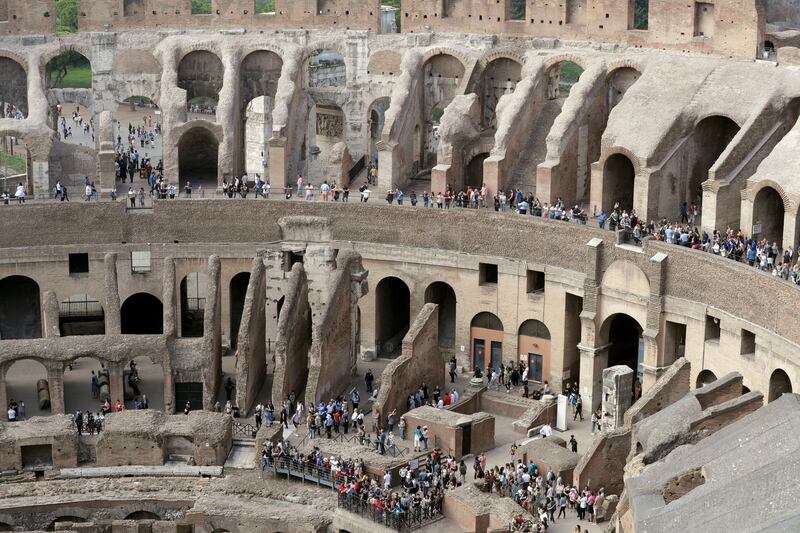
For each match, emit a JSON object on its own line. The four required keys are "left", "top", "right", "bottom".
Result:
{"left": 752, "top": 223, "right": 762, "bottom": 235}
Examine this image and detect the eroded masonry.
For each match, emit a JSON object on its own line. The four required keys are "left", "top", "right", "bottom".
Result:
{"left": 2, "top": 1, "right": 800, "bottom": 532}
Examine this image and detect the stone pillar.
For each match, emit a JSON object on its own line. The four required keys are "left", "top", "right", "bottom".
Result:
{"left": 578, "top": 339, "right": 609, "bottom": 413}
{"left": 162, "top": 361, "right": 175, "bottom": 414}
{"left": 46, "top": 363, "right": 65, "bottom": 415}
{"left": 162, "top": 257, "right": 177, "bottom": 338}
{"left": 601, "top": 365, "right": 634, "bottom": 432}
{"left": 701, "top": 180, "right": 720, "bottom": 236}
{"left": 159, "top": 48, "right": 182, "bottom": 182}
{"left": 783, "top": 209, "right": 797, "bottom": 251}
{"left": 642, "top": 252, "right": 667, "bottom": 393}
{"left": 0, "top": 365, "right": 8, "bottom": 421}
{"left": 104, "top": 253, "right": 122, "bottom": 334}
{"left": 96, "top": 110, "right": 117, "bottom": 194}
{"left": 108, "top": 362, "right": 125, "bottom": 405}
{"left": 41, "top": 290, "right": 61, "bottom": 338}
{"left": 740, "top": 192, "right": 754, "bottom": 237}
{"left": 202, "top": 255, "right": 222, "bottom": 410}
{"left": 216, "top": 49, "right": 240, "bottom": 190}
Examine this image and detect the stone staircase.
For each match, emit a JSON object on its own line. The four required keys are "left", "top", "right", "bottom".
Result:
{"left": 225, "top": 436, "right": 256, "bottom": 469}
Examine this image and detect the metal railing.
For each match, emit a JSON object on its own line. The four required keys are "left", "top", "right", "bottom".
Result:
{"left": 260, "top": 457, "right": 336, "bottom": 487}
{"left": 233, "top": 421, "right": 258, "bottom": 439}
{"left": 59, "top": 299, "right": 103, "bottom": 317}
{"left": 296, "top": 430, "right": 410, "bottom": 457}
{"left": 337, "top": 492, "right": 444, "bottom": 532}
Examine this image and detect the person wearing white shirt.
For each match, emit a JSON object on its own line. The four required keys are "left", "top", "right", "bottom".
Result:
{"left": 14, "top": 183, "right": 26, "bottom": 203}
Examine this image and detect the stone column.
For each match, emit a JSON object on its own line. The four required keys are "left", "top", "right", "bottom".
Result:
{"left": 162, "top": 257, "right": 177, "bottom": 338}
{"left": 783, "top": 209, "right": 797, "bottom": 251}
{"left": 96, "top": 110, "right": 117, "bottom": 194}
{"left": 740, "top": 192, "right": 754, "bottom": 237}
{"left": 578, "top": 336, "right": 609, "bottom": 412}
{"left": 41, "top": 290, "right": 61, "bottom": 338}
{"left": 215, "top": 48, "right": 240, "bottom": 191}
{"left": 104, "top": 253, "right": 122, "bottom": 334}
{"left": 642, "top": 251, "right": 667, "bottom": 393}
{"left": 701, "top": 180, "right": 720, "bottom": 236}
{"left": 26, "top": 53, "right": 53, "bottom": 199}
{"left": 46, "top": 363, "right": 65, "bottom": 415}
{"left": 158, "top": 48, "right": 182, "bottom": 181}
{"left": 108, "top": 362, "right": 125, "bottom": 405}
{"left": 202, "top": 255, "right": 222, "bottom": 410}
{"left": 0, "top": 365, "right": 8, "bottom": 421}
{"left": 601, "top": 365, "right": 634, "bottom": 432}
{"left": 578, "top": 237, "right": 604, "bottom": 410}
{"left": 162, "top": 361, "right": 175, "bottom": 414}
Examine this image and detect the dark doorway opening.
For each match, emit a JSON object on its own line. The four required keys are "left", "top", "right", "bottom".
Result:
{"left": 121, "top": 293, "right": 163, "bottom": 334}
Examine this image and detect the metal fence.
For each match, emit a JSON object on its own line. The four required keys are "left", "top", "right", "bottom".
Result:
{"left": 337, "top": 492, "right": 444, "bottom": 532}
{"left": 59, "top": 299, "right": 103, "bottom": 317}
{"left": 233, "top": 421, "right": 258, "bottom": 439}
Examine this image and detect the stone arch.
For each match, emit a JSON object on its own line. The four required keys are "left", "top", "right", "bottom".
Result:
{"left": 769, "top": 369, "right": 792, "bottom": 402}
{"left": 470, "top": 311, "right": 504, "bottom": 371}
{"left": 177, "top": 125, "right": 220, "bottom": 188}
{"left": 306, "top": 48, "right": 346, "bottom": 88}
{"left": 367, "top": 96, "right": 392, "bottom": 164}
{"left": 59, "top": 293, "right": 105, "bottom": 336}
{"left": 180, "top": 272, "right": 207, "bottom": 338}
{"left": 178, "top": 50, "right": 224, "bottom": 112}
{"left": 602, "top": 152, "right": 636, "bottom": 213}
{"left": 5, "top": 358, "right": 49, "bottom": 418}
{"left": 124, "top": 511, "right": 161, "bottom": 520}
{"left": 0, "top": 56, "right": 28, "bottom": 118}
{"left": 696, "top": 369, "right": 717, "bottom": 388}
{"left": 685, "top": 114, "right": 740, "bottom": 208}
{"left": 240, "top": 50, "right": 283, "bottom": 177}
{"left": 121, "top": 293, "right": 163, "bottom": 334}
{"left": 375, "top": 277, "right": 410, "bottom": 357}
{"left": 598, "top": 313, "right": 644, "bottom": 376}
{"left": 229, "top": 271, "right": 250, "bottom": 351}
{"left": 421, "top": 52, "right": 466, "bottom": 171}
{"left": 606, "top": 66, "right": 641, "bottom": 111}
{"left": 45, "top": 50, "right": 92, "bottom": 90}
{"left": 601, "top": 260, "right": 650, "bottom": 298}
{"left": 466, "top": 152, "right": 490, "bottom": 188}
{"left": 544, "top": 58, "right": 584, "bottom": 99}
{"left": 517, "top": 319, "right": 551, "bottom": 383}
{"left": 478, "top": 57, "right": 522, "bottom": 128}
{"left": 0, "top": 275, "right": 41, "bottom": 339}
{"left": 752, "top": 185, "right": 786, "bottom": 246}
{"left": 424, "top": 281, "right": 457, "bottom": 350}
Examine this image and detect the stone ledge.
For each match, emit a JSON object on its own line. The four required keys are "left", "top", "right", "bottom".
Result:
{"left": 58, "top": 465, "right": 223, "bottom": 478}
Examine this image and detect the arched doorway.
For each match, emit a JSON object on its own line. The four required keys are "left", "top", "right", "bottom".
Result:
{"left": 178, "top": 50, "right": 224, "bottom": 119}
{"left": 0, "top": 57, "right": 28, "bottom": 118}
{"left": 752, "top": 186, "right": 784, "bottom": 246}
{"left": 368, "top": 97, "right": 391, "bottom": 166}
{"left": 479, "top": 57, "right": 521, "bottom": 128}
{"left": 688, "top": 115, "right": 740, "bottom": 208}
{"left": 546, "top": 60, "right": 583, "bottom": 99}
{"left": 606, "top": 67, "right": 640, "bottom": 111}
{"left": 178, "top": 127, "right": 219, "bottom": 189}
{"left": 180, "top": 272, "right": 207, "bottom": 338}
{"left": 307, "top": 101, "right": 346, "bottom": 185}
{"left": 121, "top": 293, "right": 163, "bottom": 334}
{"left": 603, "top": 153, "right": 635, "bottom": 213}
{"left": 517, "top": 320, "right": 551, "bottom": 383}
{"left": 229, "top": 272, "right": 250, "bottom": 350}
{"left": 374, "top": 277, "right": 410, "bottom": 357}
{"left": 307, "top": 48, "right": 346, "bottom": 88}
{"left": 695, "top": 369, "right": 717, "bottom": 388}
{"left": 241, "top": 50, "right": 283, "bottom": 177}
{"left": 466, "top": 153, "right": 490, "bottom": 189}
{"left": 769, "top": 369, "right": 792, "bottom": 402}
{"left": 424, "top": 282, "right": 456, "bottom": 350}
{"left": 470, "top": 312, "right": 504, "bottom": 372}
{"left": 46, "top": 51, "right": 92, "bottom": 89}
{"left": 59, "top": 294, "right": 105, "bottom": 336}
{"left": 422, "top": 54, "right": 465, "bottom": 171}
{"left": 124, "top": 355, "right": 164, "bottom": 410}
{"left": 115, "top": 97, "right": 162, "bottom": 185}
{"left": 64, "top": 356, "right": 111, "bottom": 412}
{"left": 6, "top": 359, "right": 49, "bottom": 419}
{"left": 603, "top": 314, "right": 643, "bottom": 376}
{"left": 0, "top": 275, "right": 41, "bottom": 339}
{"left": 124, "top": 511, "right": 161, "bottom": 520}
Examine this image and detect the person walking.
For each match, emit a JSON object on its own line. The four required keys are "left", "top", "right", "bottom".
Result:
{"left": 365, "top": 369, "right": 374, "bottom": 394}
{"left": 570, "top": 434, "right": 578, "bottom": 453}
{"left": 573, "top": 395, "right": 584, "bottom": 421}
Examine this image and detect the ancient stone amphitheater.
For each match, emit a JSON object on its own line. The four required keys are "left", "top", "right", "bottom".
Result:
{"left": 1, "top": 1, "right": 800, "bottom": 532}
